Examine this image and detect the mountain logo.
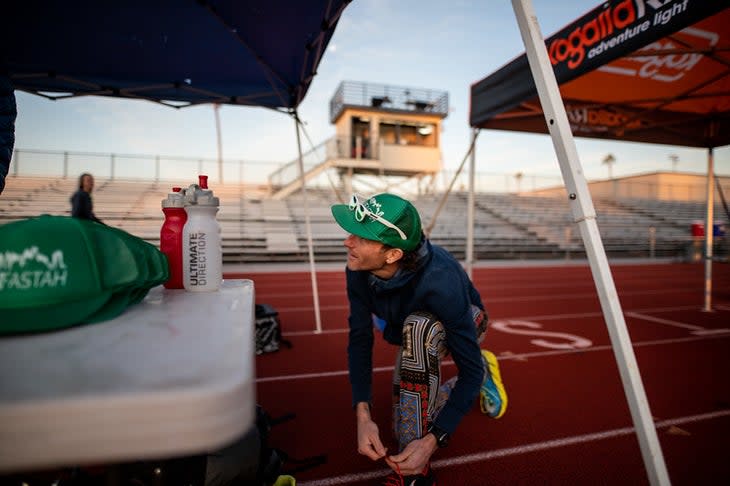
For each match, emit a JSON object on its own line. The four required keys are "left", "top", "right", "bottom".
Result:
{"left": 0, "top": 246, "right": 68, "bottom": 291}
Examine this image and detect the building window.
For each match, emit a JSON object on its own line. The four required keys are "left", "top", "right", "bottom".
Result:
{"left": 379, "top": 121, "right": 435, "bottom": 147}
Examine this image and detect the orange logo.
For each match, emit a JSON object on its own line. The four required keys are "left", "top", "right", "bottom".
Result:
{"left": 548, "top": 0, "right": 638, "bottom": 70}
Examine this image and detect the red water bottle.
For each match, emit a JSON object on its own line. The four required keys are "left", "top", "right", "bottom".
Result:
{"left": 161, "top": 187, "right": 187, "bottom": 289}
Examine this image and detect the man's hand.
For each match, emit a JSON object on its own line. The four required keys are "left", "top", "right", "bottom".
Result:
{"left": 385, "top": 433, "right": 438, "bottom": 476}
{"left": 355, "top": 402, "right": 387, "bottom": 461}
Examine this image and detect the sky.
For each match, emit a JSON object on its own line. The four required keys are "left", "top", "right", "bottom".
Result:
{"left": 12, "top": 0, "right": 729, "bottom": 185}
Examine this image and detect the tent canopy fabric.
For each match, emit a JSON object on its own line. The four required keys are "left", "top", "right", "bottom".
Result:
{"left": 1, "top": 0, "right": 351, "bottom": 110}
{"left": 470, "top": 1, "right": 729, "bottom": 148}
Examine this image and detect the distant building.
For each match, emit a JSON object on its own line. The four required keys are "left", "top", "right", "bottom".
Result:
{"left": 269, "top": 80, "right": 449, "bottom": 199}
{"left": 529, "top": 171, "right": 729, "bottom": 203}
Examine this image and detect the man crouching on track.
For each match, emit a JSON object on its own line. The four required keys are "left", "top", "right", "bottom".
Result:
{"left": 331, "top": 192, "right": 508, "bottom": 486}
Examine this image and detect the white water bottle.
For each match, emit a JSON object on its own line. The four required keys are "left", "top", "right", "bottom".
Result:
{"left": 182, "top": 176, "right": 222, "bottom": 292}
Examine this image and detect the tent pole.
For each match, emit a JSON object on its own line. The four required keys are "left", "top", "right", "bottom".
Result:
{"left": 703, "top": 147, "right": 714, "bottom": 312}
{"left": 511, "top": 1, "right": 670, "bottom": 485}
{"left": 293, "top": 111, "right": 323, "bottom": 333}
{"left": 466, "top": 128, "right": 477, "bottom": 279}
{"left": 214, "top": 103, "right": 223, "bottom": 184}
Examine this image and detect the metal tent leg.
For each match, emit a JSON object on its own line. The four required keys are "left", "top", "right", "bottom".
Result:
{"left": 510, "top": 1, "right": 670, "bottom": 484}
{"left": 703, "top": 147, "right": 714, "bottom": 312}
{"left": 293, "top": 112, "right": 322, "bottom": 333}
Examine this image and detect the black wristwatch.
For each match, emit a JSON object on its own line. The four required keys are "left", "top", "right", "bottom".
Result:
{"left": 427, "top": 424, "right": 450, "bottom": 448}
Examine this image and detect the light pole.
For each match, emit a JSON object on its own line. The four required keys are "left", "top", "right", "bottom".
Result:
{"left": 214, "top": 103, "right": 223, "bottom": 184}
{"left": 669, "top": 154, "right": 679, "bottom": 172}
{"left": 602, "top": 153, "right": 616, "bottom": 179}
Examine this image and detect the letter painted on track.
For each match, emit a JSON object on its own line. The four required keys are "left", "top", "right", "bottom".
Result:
{"left": 491, "top": 320, "right": 593, "bottom": 350}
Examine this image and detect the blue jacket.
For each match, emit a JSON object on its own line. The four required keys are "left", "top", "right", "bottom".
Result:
{"left": 345, "top": 239, "right": 486, "bottom": 435}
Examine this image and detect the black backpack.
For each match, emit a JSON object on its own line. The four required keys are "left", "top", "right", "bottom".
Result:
{"left": 255, "top": 304, "right": 292, "bottom": 355}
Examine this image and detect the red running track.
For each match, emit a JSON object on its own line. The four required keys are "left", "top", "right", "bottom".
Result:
{"left": 227, "top": 261, "right": 730, "bottom": 486}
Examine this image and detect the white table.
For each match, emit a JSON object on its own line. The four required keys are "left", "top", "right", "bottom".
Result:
{"left": 0, "top": 279, "right": 256, "bottom": 474}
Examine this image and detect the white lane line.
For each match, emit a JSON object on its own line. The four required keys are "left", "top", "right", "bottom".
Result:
{"left": 297, "top": 410, "right": 730, "bottom": 486}
{"left": 626, "top": 311, "right": 730, "bottom": 335}
{"left": 625, "top": 311, "right": 705, "bottom": 331}
{"left": 256, "top": 334, "right": 730, "bottom": 383}
{"left": 260, "top": 284, "right": 719, "bottom": 304}
{"left": 285, "top": 328, "right": 348, "bottom": 336}
{"left": 692, "top": 329, "right": 730, "bottom": 335}
{"left": 257, "top": 365, "right": 395, "bottom": 383}
{"left": 282, "top": 305, "right": 706, "bottom": 336}
{"left": 278, "top": 291, "right": 719, "bottom": 313}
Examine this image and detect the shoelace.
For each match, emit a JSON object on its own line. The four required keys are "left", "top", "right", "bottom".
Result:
{"left": 383, "top": 462, "right": 404, "bottom": 486}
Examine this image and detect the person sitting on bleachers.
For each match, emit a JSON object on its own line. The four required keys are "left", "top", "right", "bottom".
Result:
{"left": 70, "top": 172, "right": 103, "bottom": 223}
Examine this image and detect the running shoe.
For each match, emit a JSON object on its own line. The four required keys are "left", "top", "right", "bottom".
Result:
{"left": 272, "top": 475, "right": 296, "bottom": 486}
{"left": 480, "top": 349, "right": 508, "bottom": 418}
{"left": 383, "top": 463, "right": 436, "bottom": 486}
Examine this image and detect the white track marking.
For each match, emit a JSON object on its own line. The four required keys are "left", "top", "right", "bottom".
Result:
{"left": 256, "top": 334, "right": 729, "bottom": 383}
{"left": 297, "top": 410, "right": 730, "bottom": 486}
{"left": 625, "top": 311, "right": 706, "bottom": 331}
{"left": 692, "top": 329, "right": 730, "bottom": 335}
{"left": 256, "top": 282, "right": 715, "bottom": 302}
{"left": 626, "top": 311, "right": 730, "bottom": 335}
{"left": 281, "top": 305, "right": 709, "bottom": 336}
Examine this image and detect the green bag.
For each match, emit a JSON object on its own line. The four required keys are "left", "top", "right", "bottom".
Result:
{"left": 0, "top": 215, "right": 169, "bottom": 334}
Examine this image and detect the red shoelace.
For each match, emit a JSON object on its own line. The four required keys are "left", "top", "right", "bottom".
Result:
{"left": 383, "top": 462, "right": 405, "bottom": 486}
{"left": 383, "top": 462, "right": 436, "bottom": 486}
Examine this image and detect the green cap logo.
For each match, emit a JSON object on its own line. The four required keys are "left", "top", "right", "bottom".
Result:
{"left": 331, "top": 193, "right": 422, "bottom": 251}
{"left": 0, "top": 246, "right": 68, "bottom": 291}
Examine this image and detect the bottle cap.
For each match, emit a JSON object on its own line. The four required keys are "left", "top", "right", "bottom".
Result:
{"left": 162, "top": 186, "right": 186, "bottom": 208}
{"left": 184, "top": 182, "right": 219, "bottom": 207}
{"left": 196, "top": 192, "right": 220, "bottom": 207}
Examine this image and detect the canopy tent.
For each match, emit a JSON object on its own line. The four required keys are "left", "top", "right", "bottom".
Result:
{"left": 1, "top": 0, "right": 350, "bottom": 110}
{"left": 469, "top": 1, "right": 728, "bottom": 484}
{"left": 470, "top": 2, "right": 729, "bottom": 309}
{"left": 1, "top": 0, "right": 354, "bottom": 332}
{"left": 471, "top": 3, "right": 729, "bottom": 147}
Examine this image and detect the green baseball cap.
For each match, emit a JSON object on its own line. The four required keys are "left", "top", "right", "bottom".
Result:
{"left": 331, "top": 193, "right": 422, "bottom": 251}
{"left": 0, "top": 215, "right": 168, "bottom": 334}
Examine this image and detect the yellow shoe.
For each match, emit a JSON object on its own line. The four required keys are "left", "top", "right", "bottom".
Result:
{"left": 272, "top": 475, "right": 296, "bottom": 486}
{"left": 480, "top": 350, "right": 508, "bottom": 418}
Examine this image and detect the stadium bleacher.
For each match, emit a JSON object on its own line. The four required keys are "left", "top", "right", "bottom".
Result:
{"left": 1, "top": 176, "right": 727, "bottom": 263}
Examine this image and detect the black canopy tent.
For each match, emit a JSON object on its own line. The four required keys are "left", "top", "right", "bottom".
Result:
{"left": 471, "top": 3, "right": 729, "bottom": 147}
{"left": 470, "top": 2, "right": 729, "bottom": 311}
{"left": 469, "top": 1, "right": 729, "bottom": 484}
{"left": 2, "top": 0, "right": 350, "bottom": 110}
{"left": 1, "top": 0, "right": 354, "bottom": 332}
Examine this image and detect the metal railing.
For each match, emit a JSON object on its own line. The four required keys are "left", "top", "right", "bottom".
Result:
{"left": 7, "top": 148, "right": 730, "bottom": 201}
{"left": 267, "top": 138, "right": 333, "bottom": 188}
{"left": 330, "top": 81, "right": 449, "bottom": 122}
{"left": 9, "top": 148, "right": 277, "bottom": 187}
